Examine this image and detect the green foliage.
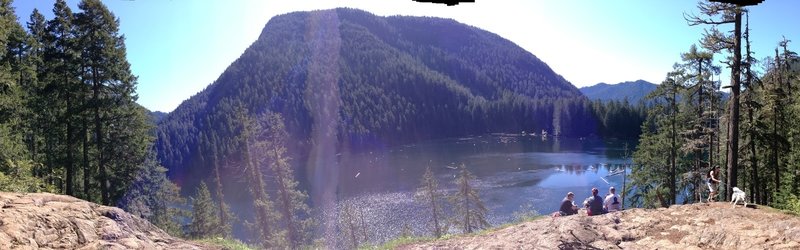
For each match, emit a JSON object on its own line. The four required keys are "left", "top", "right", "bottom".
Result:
{"left": 580, "top": 80, "right": 658, "bottom": 104}
{"left": 734, "top": 37, "right": 799, "bottom": 206}
{"left": 0, "top": 0, "right": 150, "bottom": 210}
{"left": 119, "top": 152, "right": 187, "bottom": 237}
{"left": 235, "top": 107, "right": 287, "bottom": 248}
{"left": 590, "top": 99, "right": 647, "bottom": 139}
{"left": 449, "top": 164, "right": 489, "bottom": 234}
{"left": 0, "top": 159, "right": 53, "bottom": 193}
{"left": 153, "top": 8, "right": 600, "bottom": 207}
{"left": 189, "top": 181, "right": 221, "bottom": 239}
{"left": 195, "top": 237, "right": 256, "bottom": 250}
{"left": 262, "top": 113, "right": 314, "bottom": 248}
{"left": 363, "top": 236, "right": 435, "bottom": 250}
{"left": 631, "top": 70, "right": 685, "bottom": 208}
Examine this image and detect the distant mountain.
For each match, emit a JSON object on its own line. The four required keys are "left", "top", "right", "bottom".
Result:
{"left": 580, "top": 80, "right": 657, "bottom": 103}
{"left": 148, "top": 111, "right": 167, "bottom": 124}
{"left": 154, "top": 8, "right": 597, "bottom": 191}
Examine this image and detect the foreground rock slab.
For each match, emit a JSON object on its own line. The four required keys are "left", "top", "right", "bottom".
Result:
{"left": 0, "top": 192, "right": 208, "bottom": 249}
{"left": 403, "top": 202, "right": 800, "bottom": 249}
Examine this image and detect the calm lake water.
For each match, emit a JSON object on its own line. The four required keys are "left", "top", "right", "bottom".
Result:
{"left": 319, "top": 134, "right": 634, "bottom": 244}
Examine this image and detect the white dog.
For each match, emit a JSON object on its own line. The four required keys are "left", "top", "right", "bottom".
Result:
{"left": 731, "top": 187, "right": 747, "bottom": 208}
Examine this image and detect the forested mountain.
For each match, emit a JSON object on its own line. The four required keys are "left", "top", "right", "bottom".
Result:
{"left": 154, "top": 8, "right": 598, "bottom": 190}
{"left": 149, "top": 111, "right": 168, "bottom": 123}
{"left": 580, "top": 80, "right": 657, "bottom": 103}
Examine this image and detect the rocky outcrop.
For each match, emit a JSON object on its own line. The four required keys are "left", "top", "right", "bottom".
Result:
{"left": 0, "top": 192, "right": 206, "bottom": 249}
{"left": 403, "top": 202, "right": 800, "bottom": 249}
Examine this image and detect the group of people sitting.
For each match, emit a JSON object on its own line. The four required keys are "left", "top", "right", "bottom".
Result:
{"left": 558, "top": 186, "right": 621, "bottom": 216}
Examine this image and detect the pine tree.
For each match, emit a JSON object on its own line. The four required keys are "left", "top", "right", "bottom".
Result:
{"left": 678, "top": 44, "right": 720, "bottom": 202}
{"left": 414, "top": 166, "right": 447, "bottom": 238}
{"left": 45, "top": 0, "right": 83, "bottom": 196}
{"left": 632, "top": 70, "right": 685, "bottom": 207}
{"left": 263, "top": 113, "right": 313, "bottom": 248}
{"left": 188, "top": 181, "right": 221, "bottom": 239}
{"left": 119, "top": 151, "right": 186, "bottom": 237}
{"left": 686, "top": 1, "right": 745, "bottom": 199}
{"left": 449, "top": 164, "right": 489, "bottom": 233}
{"left": 0, "top": 0, "right": 53, "bottom": 194}
{"left": 236, "top": 106, "right": 279, "bottom": 248}
{"left": 208, "top": 134, "right": 234, "bottom": 238}
{"left": 75, "top": 0, "right": 141, "bottom": 205}
{"left": 23, "top": 7, "right": 61, "bottom": 195}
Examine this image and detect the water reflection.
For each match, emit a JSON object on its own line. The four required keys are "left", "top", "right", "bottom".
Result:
{"left": 317, "top": 135, "right": 633, "bottom": 245}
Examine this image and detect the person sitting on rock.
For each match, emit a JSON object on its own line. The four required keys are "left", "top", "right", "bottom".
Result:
{"left": 586, "top": 187, "right": 606, "bottom": 216}
{"left": 559, "top": 192, "right": 578, "bottom": 216}
{"left": 604, "top": 186, "right": 621, "bottom": 212}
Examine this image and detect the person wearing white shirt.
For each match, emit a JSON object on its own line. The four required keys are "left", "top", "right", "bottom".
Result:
{"left": 604, "top": 186, "right": 621, "bottom": 212}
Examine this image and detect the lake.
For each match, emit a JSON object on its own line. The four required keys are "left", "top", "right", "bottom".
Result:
{"left": 317, "top": 134, "right": 634, "bottom": 244}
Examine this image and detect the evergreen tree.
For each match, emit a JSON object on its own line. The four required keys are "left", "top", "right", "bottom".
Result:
{"left": 0, "top": 0, "right": 52, "bottom": 193}
{"left": 632, "top": 70, "right": 685, "bottom": 207}
{"left": 678, "top": 44, "right": 720, "bottom": 202}
{"left": 414, "top": 166, "right": 447, "bottom": 238}
{"left": 44, "top": 0, "right": 82, "bottom": 196}
{"left": 188, "top": 181, "right": 220, "bottom": 239}
{"left": 118, "top": 151, "right": 186, "bottom": 237}
{"left": 208, "top": 134, "right": 234, "bottom": 238}
{"left": 75, "top": 0, "right": 141, "bottom": 205}
{"left": 763, "top": 39, "right": 796, "bottom": 206}
{"left": 686, "top": 1, "right": 745, "bottom": 199}
{"left": 264, "top": 113, "right": 313, "bottom": 248}
{"left": 449, "top": 164, "right": 489, "bottom": 233}
{"left": 739, "top": 12, "right": 765, "bottom": 204}
{"left": 235, "top": 106, "right": 280, "bottom": 248}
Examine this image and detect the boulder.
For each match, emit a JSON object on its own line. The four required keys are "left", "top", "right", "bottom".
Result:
{"left": 0, "top": 192, "right": 208, "bottom": 249}
{"left": 403, "top": 202, "right": 800, "bottom": 249}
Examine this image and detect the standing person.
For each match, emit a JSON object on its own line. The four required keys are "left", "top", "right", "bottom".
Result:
{"left": 604, "top": 186, "right": 621, "bottom": 212}
{"left": 559, "top": 192, "right": 578, "bottom": 216}
{"left": 707, "top": 166, "right": 721, "bottom": 202}
{"left": 587, "top": 187, "right": 605, "bottom": 216}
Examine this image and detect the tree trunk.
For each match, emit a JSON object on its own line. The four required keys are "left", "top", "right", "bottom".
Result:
{"left": 211, "top": 145, "right": 227, "bottom": 236}
{"left": 66, "top": 94, "right": 74, "bottom": 196}
{"left": 725, "top": 8, "right": 742, "bottom": 201}
{"left": 748, "top": 107, "right": 758, "bottom": 204}
{"left": 274, "top": 149, "right": 297, "bottom": 247}
{"left": 670, "top": 84, "right": 677, "bottom": 205}
{"left": 773, "top": 102, "right": 779, "bottom": 196}
{"left": 82, "top": 116, "right": 90, "bottom": 200}
{"left": 428, "top": 179, "right": 441, "bottom": 238}
{"left": 773, "top": 49, "right": 781, "bottom": 199}
{"left": 696, "top": 60, "right": 703, "bottom": 203}
{"left": 93, "top": 67, "right": 108, "bottom": 205}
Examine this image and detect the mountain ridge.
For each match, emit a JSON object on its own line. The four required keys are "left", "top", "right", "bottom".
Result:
{"left": 154, "top": 8, "right": 598, "bottom": 193}
{"left": 579, "top": 79, "right": 657, "bottom": 103}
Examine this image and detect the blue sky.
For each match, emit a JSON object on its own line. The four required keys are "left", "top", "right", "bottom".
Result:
{"left": 11, "top": 0, "right": 800, "bottom": 113}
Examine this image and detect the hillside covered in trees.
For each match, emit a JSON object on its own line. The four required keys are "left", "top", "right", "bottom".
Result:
{"left": 580, "top": 80, "right": 658, "bottom": 103}
{"left": 154, "top": 8, "right": 601, "bottom": 195}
